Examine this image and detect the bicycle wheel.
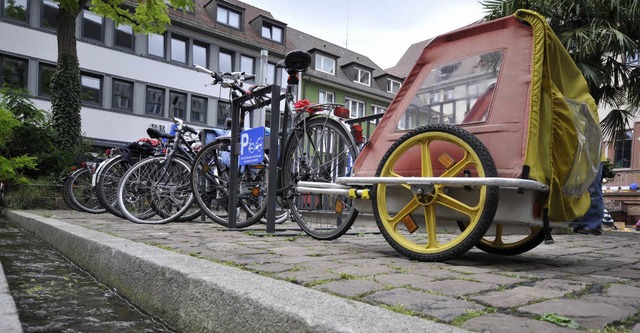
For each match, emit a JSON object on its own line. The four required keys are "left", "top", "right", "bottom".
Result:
{"left": 117, "top": 156, "right": 194, "bottom": 224}
{"left": 191, "top": 141, "right": 268, "bottom": 228}
{"left": 67, "top": 167, "right": 106, "bottom": 214}
{"left": 282, "top": 116, "right": 359, "bottom": 240}
{"left": 458, "top": 222, "right": 545, "bottom": 255}
{"left": 61, "top": 171, "right": 81, "bottom": 211}
{"left": 372, "top": 124, "right": 498, "bottom": 262}
{"left": 95, "top": 155, "right": 130, "bottom": 218}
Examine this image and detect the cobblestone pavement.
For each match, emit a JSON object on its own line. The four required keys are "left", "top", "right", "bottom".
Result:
{"left": 14, "top": 210, "right": 640, "bottom": 333}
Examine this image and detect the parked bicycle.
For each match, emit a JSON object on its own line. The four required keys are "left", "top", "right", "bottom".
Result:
{"left": 191, "top": 50, "right": 360, "bottom": 239}
{"left": 115, "top": 117, "right": 202, "bottom": 224}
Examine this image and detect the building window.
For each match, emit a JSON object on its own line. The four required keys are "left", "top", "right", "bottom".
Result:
{"left": 41, "top": 0, "right": 58, "bottom": 29}
{"left": 145, "top": 86, "right": 165, "bottom": 116}
{"left": 1, "top": 55, "right": 28, "bottom": 89}
{"left": 315, "top": 54, "right": 335, "bottom": 75}
{"left": 217, "top": 100, "right": 231, "bottom": 127}
{"left": 192, "top": 41, "right": 208, "bottom": 68}
{"left": 614, "top": 130, "right": 633, "bottom": 168}
{"left": 627, "top": 53, "right": 640, "bottom": 67}
{"left": 112, "top": 79, "right": 133, "bottom": 111}
{"left": 345, "top": 98, "right": 365, "bottom": 118}
{"left": 240, "top": 55, "right": 254, "bottom": 76}
{"left": 319, "top": 90, "right": 335, "bottom": 104}
{"left": 148, "top": 33, "right": 165, "bottom": 58}
{"left": 3, "top": 0, "right": 28, "bottom": 21}
{"left": 170, "top": 34, "right": 187, "bottom": 64}
{"left": 169, "top": 91, "right": 187, "bottom": 119}
{"left": 387, "top": 79, "right": 401, "bottom": 94}
{"left": 38, "top": 63, "right": 55, "bottom": 96}
{"left": 82, "top": 10, "right": 103, "bottom": 42}
{"left": 219, "top": 50, "right": 233, "bottom": 72}
{"left": 265, "top": 63, "right": 276, "bottom": 85}
{"left": 81, "top": 73, "right": 102, "bottom": 105}
{"left": 354, "top": 67, "right": 371, "bottom": 86}
{"left": 216, "top": 6, "right": 240, "bottom": 29}
{"left": 371, "top": 105, "right": 386, "bottom": 124}
{"left": 261, "top": 23, "right": 283, "bottom": 43}
{"left": 191, "top": 95, "right": 207, "bottom": 123}
{"left": 114, "top": 24, "right": 134, "bottom": 50}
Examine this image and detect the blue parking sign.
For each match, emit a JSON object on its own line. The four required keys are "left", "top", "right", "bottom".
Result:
{"left": 239, "top": 126, "right": 265, "bottom": 166}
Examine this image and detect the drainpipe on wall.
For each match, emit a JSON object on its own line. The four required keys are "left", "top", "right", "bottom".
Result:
{"left": 250, "top": 49, "right": 269, "bottom": 128}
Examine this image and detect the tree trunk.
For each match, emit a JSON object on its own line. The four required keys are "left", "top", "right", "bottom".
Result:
{"left": 50, "top": 1, "right": 87, "bottom": 162}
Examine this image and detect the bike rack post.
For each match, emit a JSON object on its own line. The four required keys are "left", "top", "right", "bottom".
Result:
{"left": 265, "top": 84, "right": 281, "bottom": 233}
{"left": 228, "top": 94, "right": 243, "bottom": 229}
{"left": 228, "top": 84, "right": 280, "bottom": 231}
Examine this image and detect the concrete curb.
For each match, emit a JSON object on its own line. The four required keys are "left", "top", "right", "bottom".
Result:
{"left": 0, "top": 260, "right": 23, "bottom": 333}
{"left": 6, "top": 210, "right": 469, "bottom": 333}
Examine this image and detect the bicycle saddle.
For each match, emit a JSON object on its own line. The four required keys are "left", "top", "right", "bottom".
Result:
{"left": 280, "top": 50, "right": 311, "bottom": 72}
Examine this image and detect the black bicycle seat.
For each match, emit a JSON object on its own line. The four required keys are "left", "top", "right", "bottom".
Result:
{"left": 282, "top": 50, "right": 311, "bottom": 72}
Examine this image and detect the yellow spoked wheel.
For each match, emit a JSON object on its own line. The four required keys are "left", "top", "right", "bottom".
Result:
{"left": 475, "top": 224, "right": 544, "bottom": 255}
{"left": 372, "top": 124, "right": 499, "bottom": 262}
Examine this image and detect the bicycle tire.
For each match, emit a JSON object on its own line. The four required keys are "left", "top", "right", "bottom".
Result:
{"left": 190, "top": 140, "right": 268, "bottom": 228}
{"left": 94, "top": 155, "right": 130, "bottom": 218}
{"left": 281, "top": 116, "right": 359, "bottom": 240}
{"left": 61, "top": 171, "right": 82, "bottom": 211}
{"left": 67, "top": 167, "right": 106, "bottom": 214}
{"left": 117, "top": 156, "right": 194, "bottom": 224}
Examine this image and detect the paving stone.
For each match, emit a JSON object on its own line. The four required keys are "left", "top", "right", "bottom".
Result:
{"left": 461, "top": 313, "right": 581, "bottom": 333}
{"left": 374, "top": 273, "right": 436, "bottom": 289}
{"left": 329, "top": 264, "right": 396, "bottom": 277}
{"left": 469, "top": 273, "right": 528, "bottom": 286}
{"left": 532, "top": 278, "right": 588, "bottom": 294}
{"left": 419, "top": 279, "right": 498, "bottom": 297}
{"left": 245, "top": 262, "right": 295, "bottom": 273}
{"left": 315, "top": 280, "right": 384, "bottom": 297}
{"left": 518, "top": 298, "right": 636, "bottom": 330}
{"left": 364, "top": 288, "right": 484, "bottom": 322}
{"left": 604, "top": 268, "right": 640, "bottom": 279}
{"left": 273, "top": 270, "right": 342, "bottom": 285}
{"left": 471, "top": 286, "right": 565, "bottom": 308}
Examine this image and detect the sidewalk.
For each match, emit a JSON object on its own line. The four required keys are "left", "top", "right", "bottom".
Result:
{"left": 6, "top": 209, "right": 640, "bottom": 332}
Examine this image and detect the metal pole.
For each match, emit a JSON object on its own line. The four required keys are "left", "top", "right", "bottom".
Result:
{"left": 228, "top": 97, "right": 242, "bottom": 229}
{"left": 265, "top": 84, "right": 281, "bottom": 233}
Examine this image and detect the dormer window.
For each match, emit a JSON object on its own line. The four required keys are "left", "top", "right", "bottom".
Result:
{"left": 217, "top": 5, "right": 241, "bottom": 29}
{"left": 262, "top": 22, "right": 283, "bottom": 43}
{"left": 315, "top": 54, "right": 335, "bottom": 75}
{"left": 355, "top": 67, "right": 371, "bottom": 86}
{"left": 387, "top": 79, "right": 401, "bottom": 94}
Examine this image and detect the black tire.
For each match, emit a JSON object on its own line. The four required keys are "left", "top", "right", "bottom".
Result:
{"left": 95, "top": 155, "right": 129, "bottom": 218}
{"left": 61, "top": 171, "right": 81, "bottom": 211}
{"left": 372, "top": 124, "right": 498, "bottom": 262}
{"left": 281, "top": 116, "right": 359, "bottom": 240}
{"left": 190, "top": 140, "right": 267, "bottom": 228}
{"left": 117, "top": 156, "right": 194, "bottom": 224}
{"left": 463, "top": 222, "right": 545, "bottom": 255}
{"left": 67, "top": 167, "right": 106, "bottom": 214}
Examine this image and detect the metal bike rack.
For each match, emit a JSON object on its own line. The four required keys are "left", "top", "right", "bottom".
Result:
{"left": 228, "top": 84, "right": 281, "bottom": 232}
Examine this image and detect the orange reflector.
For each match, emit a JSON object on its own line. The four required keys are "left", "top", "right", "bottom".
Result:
{"left": 401, "top": 215, "right": 419, "bottom": 234}
{"left": 201, "top": 164, "right": 210, "bottom": 174}
{"left": 251, "top": 187, "right": 261, "bottom": 197}
{"left": 251, "top": 164, "right": 266, "bottom": 169}
{"left": 438, "top": 153, "right": 456, "bottom": 169}
{"left": 335, "top": 199, "right": 344, "bottom": 214}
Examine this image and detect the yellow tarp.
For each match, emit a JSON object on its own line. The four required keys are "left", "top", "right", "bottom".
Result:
{"left": 516, "top": 10, "right": 602, "bottom": 222}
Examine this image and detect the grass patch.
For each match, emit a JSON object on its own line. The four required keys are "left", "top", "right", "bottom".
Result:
{"left": 5, "top": 183, "right": 62, "bottom": 210}
{"left": 381, "top": 304, "right": 416, "bottom": 316}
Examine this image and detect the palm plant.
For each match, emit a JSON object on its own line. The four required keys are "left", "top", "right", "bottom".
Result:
{"left": 481, "top": 0, "right": 640, "bottom": 150}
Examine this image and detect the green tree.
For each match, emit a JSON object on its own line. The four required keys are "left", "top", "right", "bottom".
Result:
{"left": 49, "top": 0, "right": 192, "bottom": 164}
{"left": 1, "top": 87, "right": 66, "bottom": 179}
{"left": 481, "top": 0, "right": 640, "bottom": 147}
{"left": 0, "top": 105, "right": 37, "bottom": 185}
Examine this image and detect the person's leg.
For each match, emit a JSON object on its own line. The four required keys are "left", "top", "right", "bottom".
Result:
{"left": 575, "top": 163, "right": 604, "bottom": 234}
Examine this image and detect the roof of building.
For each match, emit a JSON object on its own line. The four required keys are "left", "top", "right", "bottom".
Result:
{"left": 384, "top": 39, "right": 431, "bottom": 79}
{"left": 287, "top": 27, "right": 395, "bottom": 100}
